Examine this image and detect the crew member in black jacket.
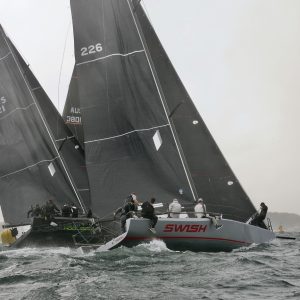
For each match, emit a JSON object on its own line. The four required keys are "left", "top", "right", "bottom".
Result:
{"left": 250, "top": 202, "right": 268, "bottom": 229}
{"left": 141, "top": 198, "right": 158, "bottom": 233}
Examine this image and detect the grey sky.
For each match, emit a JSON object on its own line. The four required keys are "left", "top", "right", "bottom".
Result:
{"left": 0, "top": 0, "right": 299, "bottom": 215}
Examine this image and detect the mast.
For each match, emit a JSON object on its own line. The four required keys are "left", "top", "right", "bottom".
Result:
{"left": 127, "top": 0, "right": 198, "bottom": 202}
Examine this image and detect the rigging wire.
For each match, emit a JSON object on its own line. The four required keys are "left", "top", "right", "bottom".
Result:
{"left": 57, "top": 20, "right": 72, "bottom": 119}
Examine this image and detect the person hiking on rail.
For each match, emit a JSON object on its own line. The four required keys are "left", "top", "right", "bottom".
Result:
{"left": 141, "top": 198, "right": 158, "bottom": 233}
{"left": 114, "top": 197, "right": 137, "bottom": 233}
{"left": 250, "top": 202, "right": 268, "bottom": 229}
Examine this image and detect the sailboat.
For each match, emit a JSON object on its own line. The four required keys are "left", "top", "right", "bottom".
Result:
{"left": 61, "top": 0, "right": 275, "bottom": 252}
{"left": 0, "top": 24, "right": 118, "bottom": 248}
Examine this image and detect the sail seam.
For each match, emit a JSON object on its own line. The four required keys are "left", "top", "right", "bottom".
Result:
{"left": 0, "top": 157, "right": 59, "bottom": 179}
{"left": 55, "top": 136, "right": 75, "bottom": 142}
{"left": 0, "top": 52, "right": 11, "bottom": 62}
{"left": 0, "top": 103, "right": 35, "bottom": 121}
{"left": 76, "top": 50, "right": 145, "bottom": 66}
{"left": 84, "top": 124, "right": 169, "bottom": 144}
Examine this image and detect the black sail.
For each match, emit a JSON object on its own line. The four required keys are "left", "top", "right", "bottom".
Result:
{"left": 63, "top": 67, "right": 85, "bottom": 148}
{"left": 0, "top": 25, "right": 85, "bottom": 224}
{"left": 69, "top": 0, "right": 196, "bottom": 217}
{"left": 7, "top": 38, "right": 91, "bottom": 211}
{"left": 133, "top": 1, "right": 256, "bottom": 221}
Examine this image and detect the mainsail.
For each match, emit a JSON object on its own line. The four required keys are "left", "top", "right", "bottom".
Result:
{"left": 68, "top": 0, "right": 256, "bottom": 221}
{"left": 69, "top": 0, "right": 195, "bottom": 218}
{"left": 0, "top": 25, "right": 87, "bottom": 224}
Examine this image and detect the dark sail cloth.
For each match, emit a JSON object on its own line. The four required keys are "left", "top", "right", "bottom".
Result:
{"left": 250, "top": 203, "right": 268, "bottom": 229}
{"left": 141, "top": 201, "right": 158, "bottom": 229}
{"left": 115, "top": 201, "right": 136, "bottom": 233}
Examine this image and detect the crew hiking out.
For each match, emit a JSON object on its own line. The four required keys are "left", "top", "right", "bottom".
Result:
{"left": 114, "top": 196, "right": 137, "bottom": 233}
{"left": 141, "top": 198, "right": 158, "bottom": 233}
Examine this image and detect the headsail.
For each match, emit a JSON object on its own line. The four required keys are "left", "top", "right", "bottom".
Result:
{"left": 0, "top": 25, "right": 86, "bottom": 224}
{"left": 133, "top": 1, "right": 256, "bottom": 221}
{"left": 69, "top": 0, "right": 195, "bottom": 218}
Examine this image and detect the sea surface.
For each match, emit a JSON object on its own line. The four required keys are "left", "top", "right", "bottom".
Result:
{"left": 0, "top": 233, "right": 299, "bottom": 300}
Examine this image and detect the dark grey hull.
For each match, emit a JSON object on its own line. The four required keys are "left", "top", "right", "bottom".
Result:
{"left": 4, "top": 217, "right": 119, "bottom": 248}
{"left": 97, "top": 217, "right": 276, "bottom": 252}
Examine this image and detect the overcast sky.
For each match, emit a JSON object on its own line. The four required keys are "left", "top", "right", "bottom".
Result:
{"left": 0, "top": 0, "right": 299, "bottom": 216}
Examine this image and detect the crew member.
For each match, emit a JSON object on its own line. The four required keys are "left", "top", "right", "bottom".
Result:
{"left": 47, "top": 199, "right": 60, "bottom": 217}
{"left": 141, "top": 198, "right": 158, "bottom": 233}
{"left": 71, "top": 203, "right": 79, "bottom": 218}
{"left": 168, "top": 199, "right": 182, "bottom": 218}
{"left": 194, "top": 198, "right": 207, "bottom": 218}
{"left": 33, "top": 204, "right": 42, "bottom": 217}
{"left": 114, "top": 198, "right": 136, "bottom": 233}
{"left": 86, "top": 209, "right": 93, "bottom": 218}
{"left": 250, "top": 202, "right": 268, "bottom": 229}
{"left": 62, "top": 203, "right": 72, "bottom": 217}
{"left": 27, "top": 205, "right": 34, "bottom": 218}
{"left": 194, "top": 198, "right": 222, "bottom": 229}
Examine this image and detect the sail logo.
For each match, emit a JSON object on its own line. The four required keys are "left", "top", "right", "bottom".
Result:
{"left": 0, "top": 96, "right": 7, "bottom": 114}
{"left": 65, "top": 106, "right": 81, "bottom": 125}
{"left": 163, "top": 224, "right": 207, "bottom": 233}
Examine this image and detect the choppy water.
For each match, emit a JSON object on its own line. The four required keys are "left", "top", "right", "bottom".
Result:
{"left": 0, "top": 233, "right": 299, "bottom": 300}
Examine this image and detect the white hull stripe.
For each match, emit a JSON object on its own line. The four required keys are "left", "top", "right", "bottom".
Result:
{"left": 78, "top": 189, "right": 90, "bottom": 192}
{"left": 77, "top": 49, "right": 145, "bottom": 66}
{"left": 85, "top": 124, "right": 169, "bottom": 144}
{"left": 0, "top": 157, "right": 59, "bottom": 179}
{"left": 0, "top": 103, "right": 35, "bottom": 121}
{"left": 0, "top": 52, "right": 11, "bottom": 62}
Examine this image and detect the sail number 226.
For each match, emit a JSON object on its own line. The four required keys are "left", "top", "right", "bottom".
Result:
{"left": 81, "top": 43, "right": 103, "bottom": 56}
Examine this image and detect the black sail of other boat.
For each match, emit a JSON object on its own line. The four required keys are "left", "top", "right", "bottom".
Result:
{"left": 132, "top": 1, "right": 256, "bottom": 221}
{"left": 68, "top": 0, "right": 196, "bottom": 218}
{"left": 7, "top": 37, "right": 91, "bottom": 212}
{"left": 67, "top": 0, "right": 256, "bottom": 222}
{"left": 0, "top": 25, "right": 89, "bottom": 225}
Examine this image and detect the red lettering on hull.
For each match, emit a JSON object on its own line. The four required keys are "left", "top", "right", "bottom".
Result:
{"left": 163, "top": 224, "right": 207, "bottom": 233}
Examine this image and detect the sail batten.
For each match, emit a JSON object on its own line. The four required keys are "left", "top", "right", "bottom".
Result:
{"left": 76, "top": 49, "right": 145, "bottom": 66}
{"left": 84, "top": 123, "right": 169, "bottom": 144}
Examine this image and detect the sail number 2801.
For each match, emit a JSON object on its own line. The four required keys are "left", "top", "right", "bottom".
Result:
{"left": 81, "top": 43, "right": 103, "bottom": 56}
